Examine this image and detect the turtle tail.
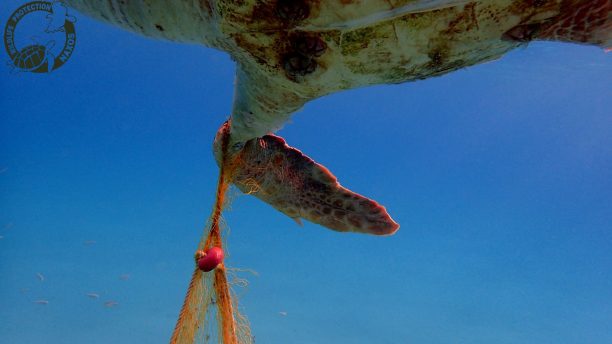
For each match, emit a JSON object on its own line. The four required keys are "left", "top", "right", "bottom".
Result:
{"left": 214, "top": 122, "right": 399, "bottom": 235}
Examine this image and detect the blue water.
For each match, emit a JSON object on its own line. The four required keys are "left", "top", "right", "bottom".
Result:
{"left": 1, "top": 2, "right": 611, "bottom": 343}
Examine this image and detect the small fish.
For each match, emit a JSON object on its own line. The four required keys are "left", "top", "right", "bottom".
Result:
{"left": 86, "top": 293, "right": 100, "bottom": 299}
{"left": 119, "top": 274, "right": 130, "bottom": 281}
{"left": 0, "top": 235, "right": 4, "bottom": 240}
{"left": 34, "top": 300, "right": 49, "bottom": 305}
{"left": 83, "top": 240, "right": 96, "bottom": 246}
{"left": 104, "top": 301, "right": 119, "bottom": 307}
{"left": 278, "top": 311, "right": 287, "bottom": 316}
{"left": 20, "top": 288, "right": 29, "bottom": 294}
{"left": 36, "top": 273, "right": 45, "bottom": 282}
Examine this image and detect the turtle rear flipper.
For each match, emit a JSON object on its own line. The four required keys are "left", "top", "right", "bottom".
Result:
{"left": 217, "top": 125, "right": 399, "bottom": 235}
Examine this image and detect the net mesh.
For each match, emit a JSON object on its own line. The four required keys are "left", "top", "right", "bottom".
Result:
{"left": 170, "top": 130, "right": 252, "bottom": 344}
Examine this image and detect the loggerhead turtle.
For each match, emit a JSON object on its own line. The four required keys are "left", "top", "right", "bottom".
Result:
{"left": 65, "top": 0, "right": 610, "bottom": 235}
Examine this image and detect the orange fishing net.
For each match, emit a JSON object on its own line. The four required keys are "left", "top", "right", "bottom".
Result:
{"left": 170, "top": 131, "right": 252, "bottom": 344}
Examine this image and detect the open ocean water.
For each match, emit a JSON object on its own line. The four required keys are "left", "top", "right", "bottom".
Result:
{"left": 1, "top": 1, "right": 611, "bottom": 343}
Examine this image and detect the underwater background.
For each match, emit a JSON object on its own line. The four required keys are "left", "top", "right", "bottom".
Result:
{"left": 1, "top": 1, "right": 611, "bottom": 343}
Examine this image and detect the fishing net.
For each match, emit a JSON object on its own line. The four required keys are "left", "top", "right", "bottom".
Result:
{"left": 170, "top": 132, "right": 252, "bottom": 344}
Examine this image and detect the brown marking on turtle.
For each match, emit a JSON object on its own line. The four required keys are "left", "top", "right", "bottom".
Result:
{"left": 292, "top": 34, "right": 327, "bottom": 57}
{"left": 275, "top": 0, "right": 310, "bottom": 23}
{"left": 503, "top": 0, "right": 610, "bottom": 45}
{"left": 282, "top": 53, "right": 317, "bottom": 79}
{"left": 537, "top": 0, "right": 611, "bottom": 44}
{"left": 443, "top": 2, "right": 480, "bottom": 34}
{"left": 198, "top": 0, "right": 213, "bottom": 14}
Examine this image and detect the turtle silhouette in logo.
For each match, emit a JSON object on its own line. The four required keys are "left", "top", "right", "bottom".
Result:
{"left": 10, "top": 39, "right": 56, "bottom": 73}
{"left": 63, "top": 0, "right": 611, "bottom": 235}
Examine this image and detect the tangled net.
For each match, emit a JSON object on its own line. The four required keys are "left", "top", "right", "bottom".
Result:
{"left": 170, "top": 131, "right": 252, "bottom": 344}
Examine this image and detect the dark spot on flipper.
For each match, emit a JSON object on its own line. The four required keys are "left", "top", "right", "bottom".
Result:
{"left": 276, "top": 0, "right": 310, "bottom": 22}
{"left": 155, "top": 24, "right": 164, "bottom": 31}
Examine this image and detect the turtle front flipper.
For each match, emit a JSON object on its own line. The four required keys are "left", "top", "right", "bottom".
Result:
{"left": 214, "top": 123, "right": 399, "bottom": 235}
{"left": 503, "top": 0, "right": 611, "bottom": 49}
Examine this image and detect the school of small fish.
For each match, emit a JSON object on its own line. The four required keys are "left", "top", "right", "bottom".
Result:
{"left": 8, "top": 233, "right": 128, "bottom": 310}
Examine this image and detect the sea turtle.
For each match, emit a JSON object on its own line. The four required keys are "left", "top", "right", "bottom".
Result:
{"left": 65, "top": 0, "right": 611, "bottom": 235}
{"left": 10, "top": 40, "right": 56, "bottom": 73}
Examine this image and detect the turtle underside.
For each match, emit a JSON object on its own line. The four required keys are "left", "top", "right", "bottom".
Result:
{"left": 64, "top": 0, "right": 611, "bottom": 234}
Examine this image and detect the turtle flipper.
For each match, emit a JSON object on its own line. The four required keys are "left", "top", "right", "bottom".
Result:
{"left": 218, "top": 128, "right": 399, "bottom": 235}
{"left": 503, "top": 0, "right": 611, "bottom": 49}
